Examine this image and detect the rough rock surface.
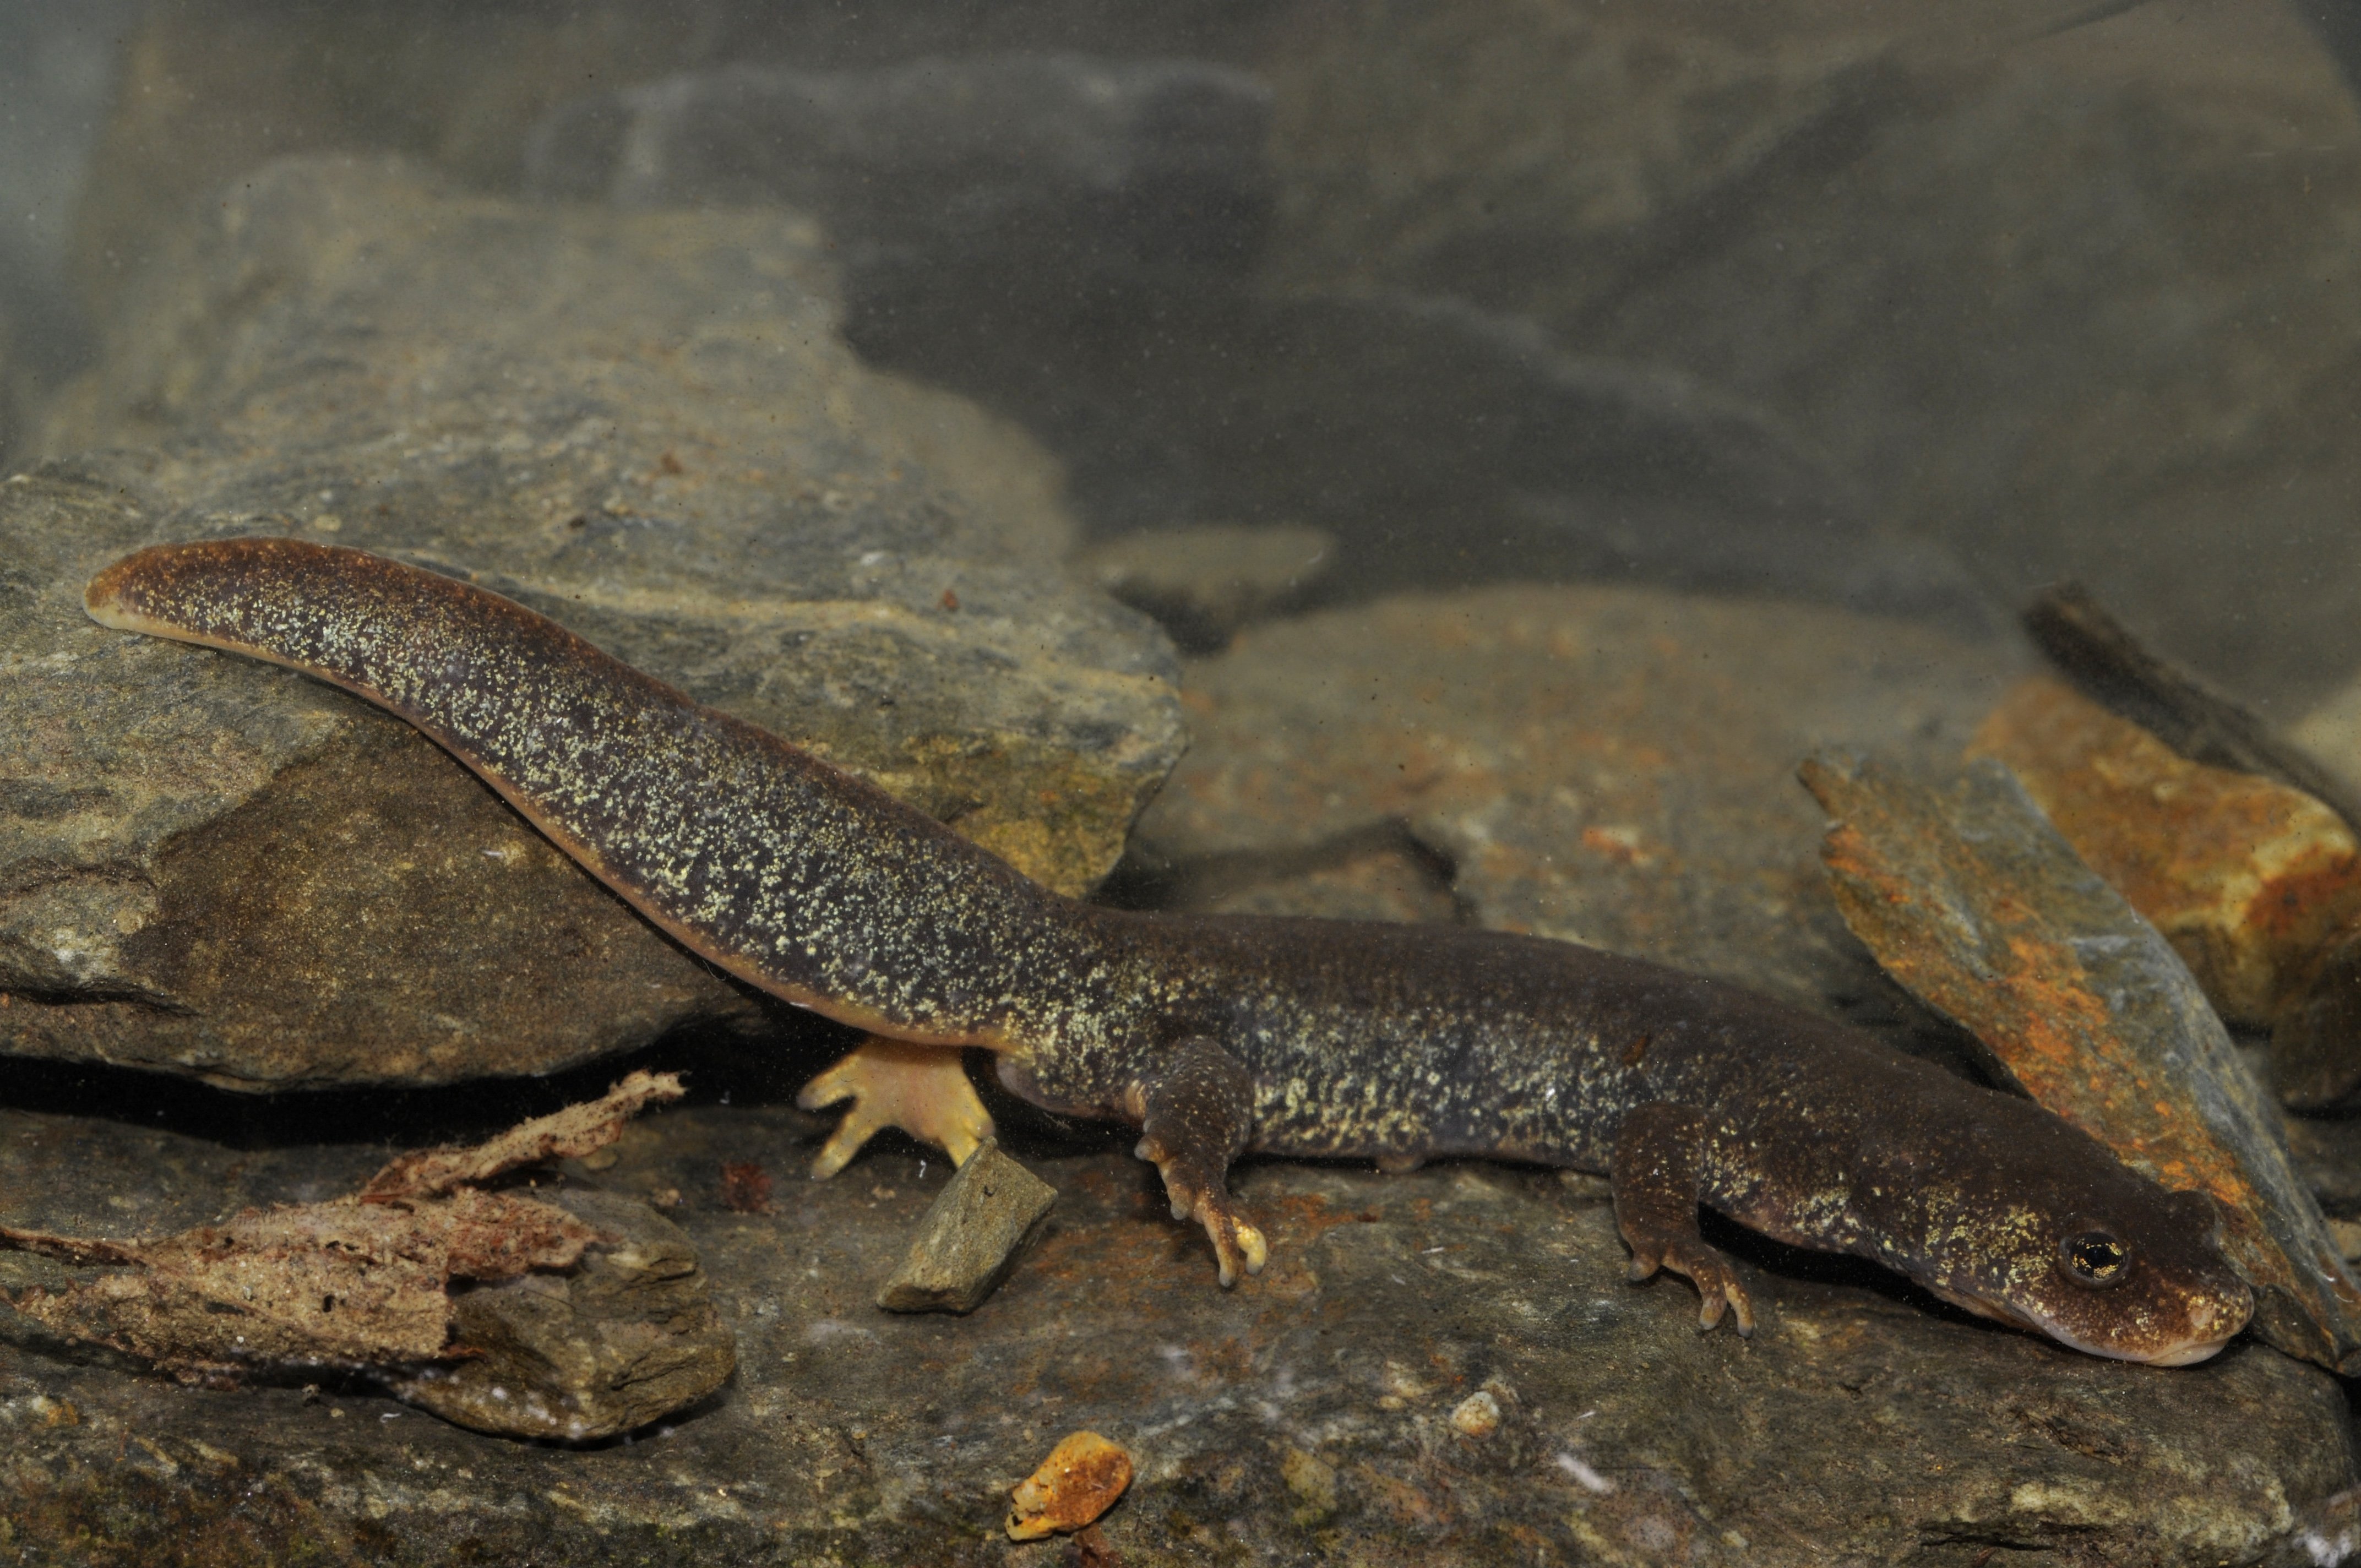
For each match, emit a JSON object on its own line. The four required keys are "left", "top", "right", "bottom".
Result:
{"left": 390, "top": 1188, "right": 738, "bottom": 1443}
{"left": 0, "top": 155, "right": 1183, "bottom": 1089}
{"left": 0, "top": 1070, "right": 2348, "bottom": 1566}
{"left": 1131, "top": 582, "right": 2026, "bottom": 1020}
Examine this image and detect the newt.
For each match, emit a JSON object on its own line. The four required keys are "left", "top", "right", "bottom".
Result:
{"left": 85, "top": 538, "right": 2255, "bottom": 1364}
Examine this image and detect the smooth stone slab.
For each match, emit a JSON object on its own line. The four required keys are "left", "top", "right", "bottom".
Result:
{"left": 0, "top": 155, "right": 1182, "bottom": 1090}
{"left": 874, "top": 1139, "right": 1057, "bottom": 1315}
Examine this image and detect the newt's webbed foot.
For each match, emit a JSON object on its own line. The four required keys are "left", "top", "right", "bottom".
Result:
{"left": 1130, "top": 1037, "right": 1265, "bottom": 1287}
{"left": 797, "top": 1036, "right": 993, "bottom": 1179}
{"left": 1612, "top": 1101, "right": 1755, "bottom": 1337}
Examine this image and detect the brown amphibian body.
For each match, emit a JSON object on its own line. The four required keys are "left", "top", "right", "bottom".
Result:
{"left": 86, "top": 539, "right": 2255, "bottom": 1365}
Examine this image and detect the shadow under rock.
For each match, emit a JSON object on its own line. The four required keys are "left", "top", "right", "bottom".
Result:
{"left": 0, "top": 1003, "right": 856, "bottom": 1155}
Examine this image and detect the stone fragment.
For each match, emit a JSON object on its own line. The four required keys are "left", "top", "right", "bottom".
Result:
{"left": 1968, "top": 675, "right": 2361, "bottom": 1025}
{"left": 1072, "top": 523, "right": 1335, "bottom": 652}
{"left": 1131, "top": 584, "right": 2022, "bottom": 1013}
{"left": 387, "top": 1188, "right": 736, "bottom": 1443}
{"left": 1802, "top": 753, "right": 2361, "bottom": 1372}
{"left": 1448, "top": 1390, "right": 1501, "bottom": 1439}
{"left": 1006, "top": 1430, "right": 1133, "bottom": 1540}
{"left": 1, "top": 154, "right": 1182, "bottom": 1090}
{"left": 875, "top": 1139, "right": 1057, "bottom": 1315}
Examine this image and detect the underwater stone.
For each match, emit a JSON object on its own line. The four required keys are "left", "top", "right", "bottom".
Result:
{"left": 0, "top": 155, "right": 1182, "bottom": 1090}
{"left": 388, "top": 1188, "right": 735, "bottom": 1442}
{"left": 875, "top": 1139, "right": 1057, "bottom": 1315}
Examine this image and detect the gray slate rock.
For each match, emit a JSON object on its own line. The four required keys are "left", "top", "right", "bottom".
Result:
{"left": 1, "top": 155, "right": 1183, "bottom": 1089}
{"left": 0, "top": 1097, "right": 2347, "bottom": 1565}
{"left": 389, "top": 1188, "right": 736, "bottom": 1442}
{"left": 874, "top": 1138, "right": 1057, "bottom": 1314}
{"left": 521, "top": 56, "right": 1984, "bottom": 631}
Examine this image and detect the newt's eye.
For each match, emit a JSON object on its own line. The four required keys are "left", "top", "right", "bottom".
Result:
{"left": 2063, "top": 1230, "right": 2129, "bottom": 1286}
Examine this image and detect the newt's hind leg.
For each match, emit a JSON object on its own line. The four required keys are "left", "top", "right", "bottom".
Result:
{"left": 797, "top": 1036, "right": 994, "bottom": 1178}
{"left": 1129, "top": 1037, "right": 1267, "bottom": 1287}
{"left": 1611, "top": 1102, "right": 1754, "bottom": 1336}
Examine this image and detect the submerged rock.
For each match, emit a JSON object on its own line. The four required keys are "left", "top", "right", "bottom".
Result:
{"left": 0, "top": 1090, "right": 2347, "bottom": 1565}
{"left": 1260, "top": 0, "right": 2361, "bottom": 707}
{"left": 1130, "top": 582, "right": 2025, "bottom": 1019}
{"left": 1971, "top": 674, "right": 2361, "bottom": 1031}
{"left": 0, "top": 155, "right": 1182, "bottom": 1090}
{"left": 874, "top": 1139, "right": 1058, "bottom": 1315}
{"left": 390, "top": 1188, "right": 736, "bottom": 1443}
{"left": 1071, "top": 522, "right": 1336, "bottom": 654}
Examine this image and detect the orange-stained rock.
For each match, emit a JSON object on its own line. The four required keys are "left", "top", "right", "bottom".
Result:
{"left": 1968, "top": 676, "right": 2361, "bottom": 1025}
{"left": 1007, "top": 1431, "right": 1134, "bottom": 1540}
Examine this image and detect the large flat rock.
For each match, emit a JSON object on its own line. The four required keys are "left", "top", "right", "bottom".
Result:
{"left": 0, "top": 1072, "right": 2345, "bottom": 1566}
{"left": 1131, "top": 582, "right": 2026, "bottom": 1020}
{"left": 0, "top": 156, "right": 1182, "bottom": 1090}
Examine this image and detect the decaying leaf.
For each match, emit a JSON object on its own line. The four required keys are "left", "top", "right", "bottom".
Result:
{"left": 1800, "top": 754, "right": 2361, "bottom": 1373}
{"left": 0, "top": 1072, "right": 684, "bottom": 1385}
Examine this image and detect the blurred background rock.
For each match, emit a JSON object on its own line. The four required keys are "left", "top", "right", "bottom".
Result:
{"left": 8, "top": 0, "right": 2359, "bottom": 705}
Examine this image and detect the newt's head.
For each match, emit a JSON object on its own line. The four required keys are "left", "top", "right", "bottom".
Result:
{"left": 1867, "top": 1102, "right": 2253, "bottom": 1365}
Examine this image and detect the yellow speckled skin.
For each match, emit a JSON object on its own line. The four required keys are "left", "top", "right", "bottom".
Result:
{"left": 86, "top": 538, "right": 2255, "bottom": 1362}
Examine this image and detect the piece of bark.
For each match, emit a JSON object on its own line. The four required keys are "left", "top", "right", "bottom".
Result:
{"left": 2, "top": 1188, "right": 601, "bottom": 1382}
{"left": 2023, "top": 581, "right": 2361, "bottom": 831}
{"left": 0, "top": 1072, "right": 692, "bottom": 1398}
{"left": 1968, "top": 676, "right": 2361, "bottom": 1027}
{"left": 1800, "top": 753, "right": 2361, "bottom": 1373}
{"left": 362, "top": 1070, "right": 684, "bottom": 1201}
{"left": 386, "top": 1189, "right": 735, "bottom": 1442}
{"left": 875, "top": 1139, "right": 1057, "bottom": 1314}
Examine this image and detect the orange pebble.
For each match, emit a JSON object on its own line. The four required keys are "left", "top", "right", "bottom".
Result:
{"left": 1005, "top": 1430, "right": 1133, "bottom": 1540}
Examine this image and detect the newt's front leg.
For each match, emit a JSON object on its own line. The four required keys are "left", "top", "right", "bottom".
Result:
{"left": 1125, "top": 1037, "right": 1267, "bottom": 1287}
{"left": 1612, "top": 1102, "right": 1755, "bottom": 1335}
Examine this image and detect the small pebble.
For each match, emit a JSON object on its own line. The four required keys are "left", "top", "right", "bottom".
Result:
{"left": 877, "top": 1140, "right": 1057, "bottom": 1314}
{"left": 1450, "top": 1390, "right": 1502, "bottom": 1438}
{"left": 1007, "top": 1431, "right": 1133, "bottom": 1540}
